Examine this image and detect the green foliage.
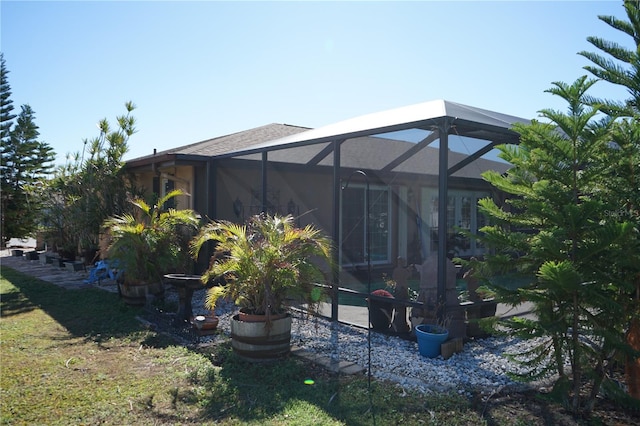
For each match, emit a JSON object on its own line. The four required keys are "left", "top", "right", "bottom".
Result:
{"left": 579, "top": 0, "right": 640, "bottom": 117}
{"left": 0, "top": 54, "right": 15, "bottom": 142}
{"left": 103, "top": 189, "right": 201, "bottom": 284}
{"left": 191, "top": 213, "right": 333, "bottom": 317}
{"left": 476, "top": 76, "right": 635, "bottom": 416}
{"left": 580, "top": 0, "right": 640, "bottom": 405}
{"left": 42, "top": 102, "right": 139, "bottom": 256}
{"left": 0, "top": 55, "right": 55, "bottom": 243}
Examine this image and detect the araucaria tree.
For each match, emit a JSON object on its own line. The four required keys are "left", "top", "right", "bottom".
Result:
{"left": 579, "top": 0, "right": 640, "bottom": 401}
{"left": 474, "top": 76, "right": 635, "bottom": 415}
{"left": 0, "top": 54, "right": 55, "bottom": 245}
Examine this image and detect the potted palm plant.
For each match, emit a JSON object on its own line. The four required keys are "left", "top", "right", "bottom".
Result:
{"left": 190, "top": 213, "right": 333, "bottom": 361}
{"left": 103, "top": 190, "right": 200, "bottom": 306}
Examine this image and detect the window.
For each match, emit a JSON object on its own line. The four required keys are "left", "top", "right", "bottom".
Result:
{"left": 422, "top": 189, "right": 489, "bottom": 257}
{"left": 341, "top": 185, "right": 391, "bottom": 265}
{"left": 163, "top": 178, "right": 176, "bottom": 209}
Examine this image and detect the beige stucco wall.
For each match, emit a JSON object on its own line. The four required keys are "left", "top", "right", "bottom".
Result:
{"left": 130, "top": 166, "right": 194, "bottom": 211}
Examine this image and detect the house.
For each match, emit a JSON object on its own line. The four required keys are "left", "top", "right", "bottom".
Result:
{"left": 125, "top": 100, "right": 526, "bottom": 276}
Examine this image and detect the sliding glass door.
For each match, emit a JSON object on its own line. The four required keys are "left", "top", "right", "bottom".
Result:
{"left": 340, "top": 185, "right": 391, "bottom": 266}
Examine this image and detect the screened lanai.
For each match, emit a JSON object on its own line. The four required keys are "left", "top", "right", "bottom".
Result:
{"left": 212, "top": 99, "right": 529, "bottom": 323}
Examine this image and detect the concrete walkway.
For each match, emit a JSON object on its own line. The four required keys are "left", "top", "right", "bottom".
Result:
{"left": 0, "top": 250, "right": 119, "bottom": 293}
{"left": 316, "top": 298, "right": 535, "bottom": 329}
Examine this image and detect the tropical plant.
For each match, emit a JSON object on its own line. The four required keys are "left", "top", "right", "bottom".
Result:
{"left": 43, "top": 102, "right": 138, "bottom": 258}
{"left": 103, "top": 189, "right": 200, "bottom": 285}
{"left": 190, "top": 213, "right": 333, "bottom": 321}
{"left": 473, "top": 76, "right": 635, "bottom": 415}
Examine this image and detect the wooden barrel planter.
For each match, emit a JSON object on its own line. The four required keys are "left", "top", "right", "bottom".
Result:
{"left": 230, "top": 313, "right": 292, "bottom": 362}
{"left": 118, "top": 282, "right": 147, "bottom": 306}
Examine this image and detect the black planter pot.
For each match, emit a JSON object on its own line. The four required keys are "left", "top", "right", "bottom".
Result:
{"left": 369, "top": 300, "right": 393, "bottom": 330}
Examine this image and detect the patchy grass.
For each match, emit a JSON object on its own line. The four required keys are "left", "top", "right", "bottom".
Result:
{"left": 1, "top": 265, "right": 638, "bottom": 425}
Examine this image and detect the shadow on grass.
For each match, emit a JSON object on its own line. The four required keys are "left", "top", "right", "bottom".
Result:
{"left": 1, "top": 266, "right": 146, "bottom": 343}
{"left": 194, "top": 342, "right": 381, "bottom": 425}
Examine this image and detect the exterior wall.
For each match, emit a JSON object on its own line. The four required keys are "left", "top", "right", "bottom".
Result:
{"left": 131, "top": 170, "right": 156, "bottom": 199}
{"left": 159, "top": 167, "right": 193, "bottom": 210}
{"left": 215, "top": 162, "right": 334, "bottom": 234}
{"left": 130, "top": 166, "right": 195, "bottom": 211}
{"left": 130, "top": 159, "right": 499, "bottom": 269}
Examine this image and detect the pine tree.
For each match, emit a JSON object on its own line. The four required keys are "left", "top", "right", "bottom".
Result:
{"left": 1, "top": 54, "right": 56, "bottom": 244}
{"left": 474, "top": 77, "right": 634, "bottom": 415}
{"left": 0, "top": 53, "right": 16, "bottom": 145}
{"left": 579, "top": 0, "right": 640, "bottom": 117}
{"left": 1, "top": 104, "right": 55, "bottom": 243}
{"left": 579, "top": 0, "right": 640, "bottom": 401}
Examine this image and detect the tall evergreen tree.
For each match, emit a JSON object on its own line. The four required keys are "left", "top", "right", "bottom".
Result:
{"left": 579, "top": 0, "right": 640, "bottom": 117}
{"left": 579, "top": 0, "right": 640, "bottom": 401}
{"left": 473, "top": 77, "right": 634, "bottom": 415}
{"left": 0, "top": 52, "right": 16, "bottom": 244}
{"left": 0, "top": 53, "right": 16, "bottom": 145}
{"left": 0, "top": 54, "right": 56, "bottom": 244}
{"left": 1, "top": 105, "right": 55, "bottom": 243}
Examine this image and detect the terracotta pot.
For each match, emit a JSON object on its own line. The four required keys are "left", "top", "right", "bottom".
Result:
{"left": 627, "top": 316, "right": 640, "bottom": 400}
{"left": 238, "top": 311, "right": 287, "bottom": 323}
{"left": 191, "top": 315, "right": 219, "bottom": 336}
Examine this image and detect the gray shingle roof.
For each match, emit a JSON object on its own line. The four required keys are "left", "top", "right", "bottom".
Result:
{"left": 128, "top": 123, "right": 310, "bottom": 163}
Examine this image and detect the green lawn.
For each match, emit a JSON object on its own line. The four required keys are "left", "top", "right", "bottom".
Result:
{"left": 1, "top": 265, "right": 633, "bottom": 425}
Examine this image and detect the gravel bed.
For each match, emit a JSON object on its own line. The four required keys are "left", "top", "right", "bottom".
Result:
{"left": 160, "top": 287, "right": 549, "bottom": 396}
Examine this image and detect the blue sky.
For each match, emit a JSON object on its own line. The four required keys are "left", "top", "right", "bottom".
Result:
{"left": 1, "top": 1, "right": 630, "bottom": 165}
